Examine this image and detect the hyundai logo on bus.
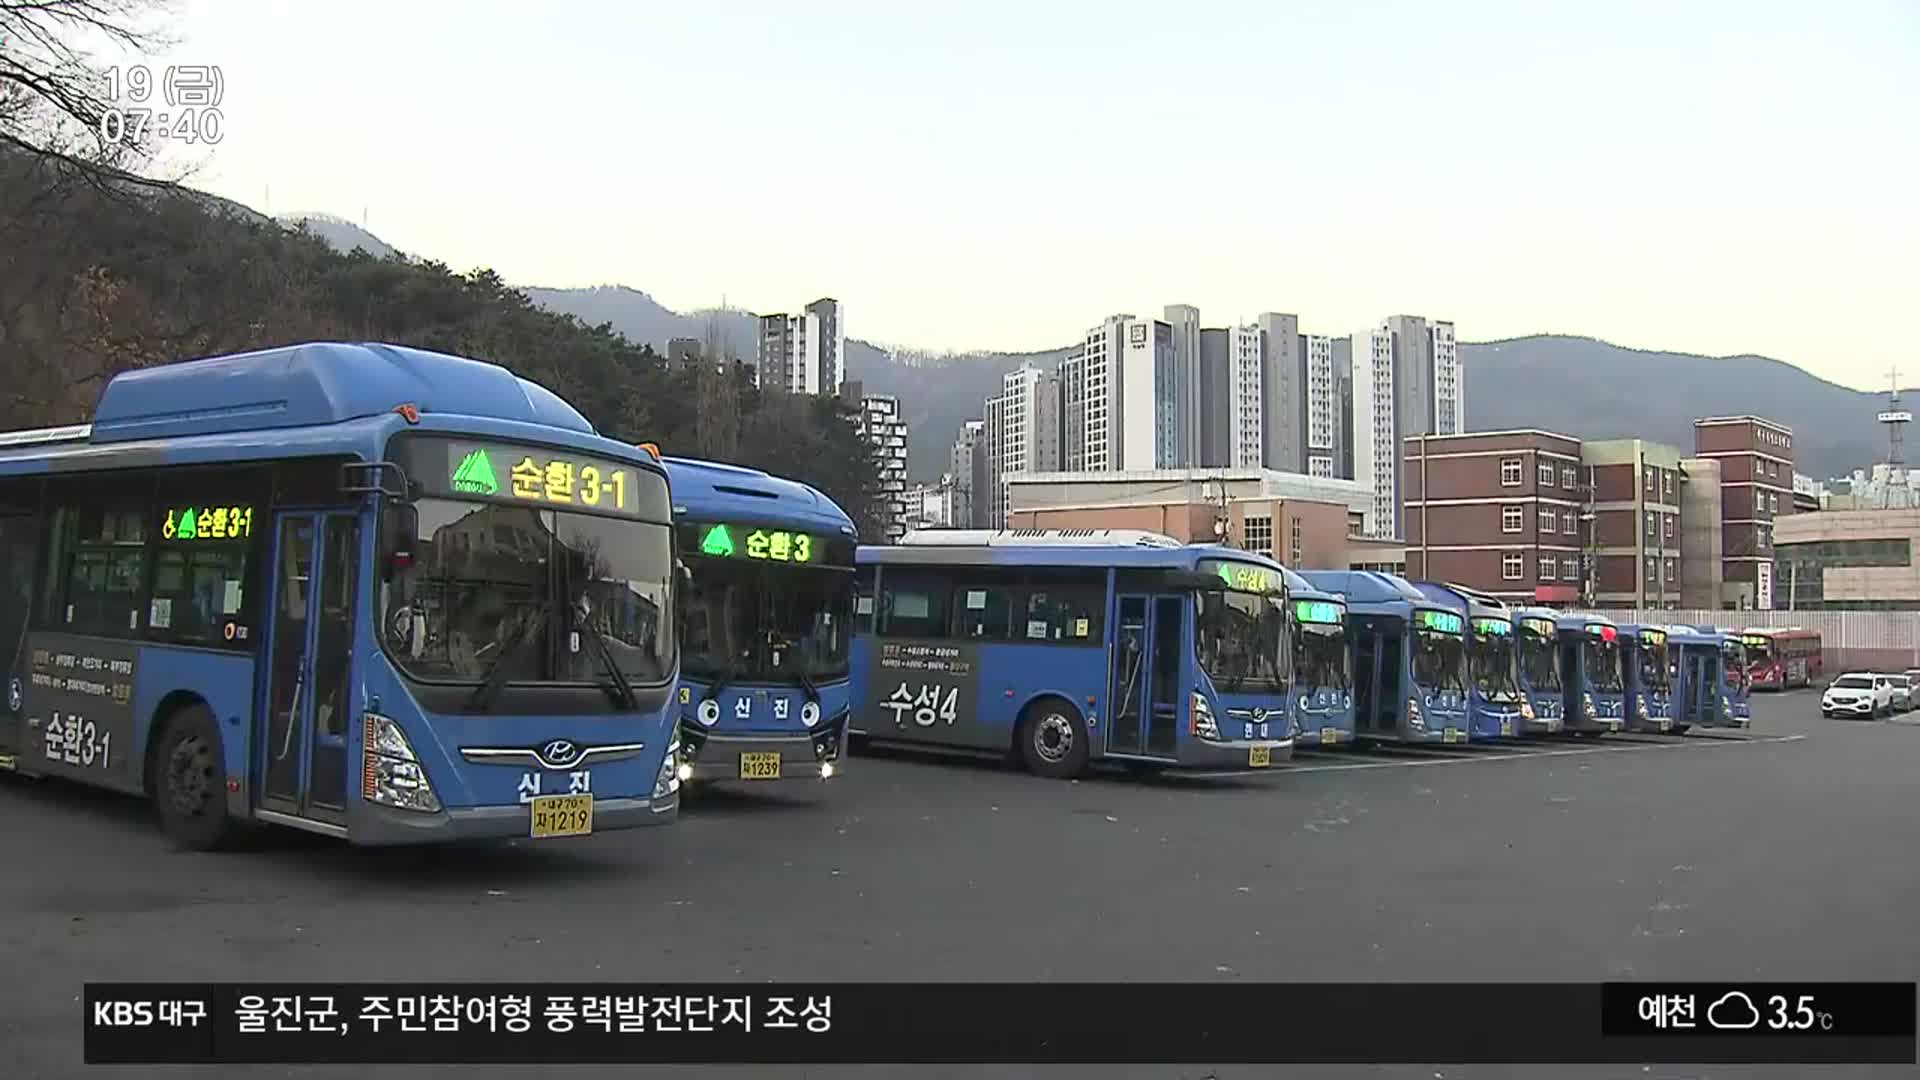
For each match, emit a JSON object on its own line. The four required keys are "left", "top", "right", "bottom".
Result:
{"left": 538, "top": 739, "right": 584, "bottom": 769}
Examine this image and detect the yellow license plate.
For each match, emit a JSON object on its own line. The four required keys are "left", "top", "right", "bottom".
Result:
{"left": 1319, "top": 727, "right": 1340, "bottom": 745}
{"left": 739, "top": 752, "right": 782, "bottom": 780}
{"left": 529, "top": 793, "right": 593, "bottom": 838}
{"left": 1500, "top": 719, "right": 1514, "bottom": 737}
{"left": 1248, "top": 745, "right": 1271, "bottom": 768}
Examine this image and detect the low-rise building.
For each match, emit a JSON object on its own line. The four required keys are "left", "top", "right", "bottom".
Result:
{"left": 1773, "top": 508, "right": 1920, "bottom": 610}
{"left": 1004, "top": 468, "right": 1384, "bottom": 570}
{"left": 1402, "top": 429, "right": 1585, "bottom": 605}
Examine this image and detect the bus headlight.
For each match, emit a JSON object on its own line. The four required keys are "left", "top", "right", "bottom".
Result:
{"left": 1189, "top": 692, "right": 1220, "bottom": 740}
{"left": 361, "top": 713, "right": 440, "bottom": 813}
{"left": 1721, "top": 695, "right": 1731, "bottom": 715}
{"left": 1637, "top": 694, "right": 1649, "bottom": 720}
{"left": 1520, "top": 701, "right": 1536, "bottom": 721}
{"left": 654, "top": 741, "right": 682, "bottom": 799}
{"left": 1406, "top": 696, "right": 1423, "bottom": 729}
{"left": 1584, "top": 692, "right": 1597, "bottom": 720}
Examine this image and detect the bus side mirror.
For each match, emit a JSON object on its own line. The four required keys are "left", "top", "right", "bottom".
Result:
{"left": 380, "top": 502, "right": 419, "bottom": 581}
{"left": 673, "top": 561, "right": 693, "bottom": 639}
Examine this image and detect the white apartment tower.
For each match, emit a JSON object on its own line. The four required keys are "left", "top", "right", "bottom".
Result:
{"left": 756, "top": 298, "right": 846, "bottom": 395}
{"left": 1351, "top": 315, "right": 1463, "bottom": 538}
{"left": 1064, "top": 318, "right": 1125, "bottom": 473}
{"left": 984, "top": 364, "right": 1061, "bottom": 527}
{"left": 1303, "top": 334, "right": 1341, "bottom": 478}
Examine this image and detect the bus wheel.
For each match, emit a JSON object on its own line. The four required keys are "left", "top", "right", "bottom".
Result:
{"left": 1017, "top": 698, "right": 1089, "bottom": 779}
{"left": 151, "top": 704, "right": 234, "bottom": 851}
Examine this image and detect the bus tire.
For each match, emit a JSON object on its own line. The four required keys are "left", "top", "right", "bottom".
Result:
{"left": 1016, "top": 697, "right": 1089, "bottom": 779}
{"left": 149, "top": 703, "right": 234, "bottom": 852}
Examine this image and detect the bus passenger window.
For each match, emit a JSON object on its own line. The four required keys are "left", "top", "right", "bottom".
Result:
{"left": 57, "top": 505, "right": 149, "bottom": 636}
{"left": 1016, "top": 584, "right": 1105, "bottom": 643}
{"left": 951, "top": 583, "right": 1012, "bottom": 640}
{"left": 880, "top": 578, "right": 949, "bottom": 639}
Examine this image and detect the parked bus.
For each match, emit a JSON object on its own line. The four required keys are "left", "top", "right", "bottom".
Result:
{"left": 850, "top": 530, "right": 1295, "bottom": 777}
{"left": 1510, "top": 607, "right": 1567, "bottom": 733}
{"left": 661, "top": 456, "right": 858, "bottom": 787}
{"left": 0, "top": 343, "right": 685, "bottom": 848}
{"left": 1711, "top": 627, "right": 1753, "bottom": 724}
{"left": 1297, "top": 571, "right": 1468, "bottom": 744}
{"left": 1620, "top": 623, "right": 1676, "bottom": 733}
{"left": 1743, "top": 627, "right": 1821, "bottom": 689}
{"left": 1282, "top": 570, "right": 1353, "bottom": 747}
{"left": 1669, "top": 625, "right": 1729, "bottom": 730}
{"left": 1557, "top": 613, "right": 1626, "bottom": 735}
{"left": 1412, "top": 582, "right": 1526, "bottom": 740}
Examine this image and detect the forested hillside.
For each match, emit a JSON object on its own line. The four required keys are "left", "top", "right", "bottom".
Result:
{"left": 0, "top": 155, "right": 884, "bottom": 536}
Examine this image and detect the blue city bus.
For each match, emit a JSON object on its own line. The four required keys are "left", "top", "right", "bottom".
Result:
{"left": 1297, "top": 571, "right": 1468, "bottom": 744}
{"left": 1412, "top": 582, "right": 1526, "bottom": 741}
{"left": 850, "top": 529, "right": 1295, "bottom": 777}
{"left": 1620, "top": 623, "right": 1677, "bottom": 733}
{"left": 1509, "top": 607, "right": 1566, "bottom": 734}
{"left": 660, "top": 456, "right": 858, "bottom": 787}
{"left": 0, "top": 343, "right": 685, "bottom": 849}
{"left": 1709, "top": 627, "right": 1754, "bottom": 726}
{"left": 1668, "top": 625, "right": 1726, "bottom": 731}
{"left": 1282, "top": 570, "right": 1353, "bottom": 747}
{"left": 1557, "top": 613, "right": 1625, "bottom": 736}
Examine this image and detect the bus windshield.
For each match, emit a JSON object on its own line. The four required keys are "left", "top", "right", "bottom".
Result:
{"left": 1640, "top": 641, "right": 1671, "bottom": 690}
{"left": 379, "top": 498, "right": 676, "bottom": 690}
{"left": 1584, "top": 637, "right": 1624, "bottom": 692}
{"left": 1519, "top": 629, "right": 1561, "bottom": 692}
{"left": 1721, "top": 642, "right": 1748, "bottom": 686}
{"left": 682, "top": 557, "right": 854, "bottom": 684}
{"left": 1293, "top": 622, "right": 1350, "bottom": 693}
{"left": 1413, "top": 627, "right": 1466, "bottom": 692}
{"left": 1196, "top": 589, "right": 1288, "bottom": 692}
{"left": 1469, "top": 627, "right": 1521, "bottom": 702}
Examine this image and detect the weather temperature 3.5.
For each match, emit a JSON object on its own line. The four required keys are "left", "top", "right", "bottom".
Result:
{"left": 1766, "top": 995, "right": 1833, "bottom": 1032}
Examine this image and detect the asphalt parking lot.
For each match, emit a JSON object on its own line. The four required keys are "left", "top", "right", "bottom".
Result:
{"left": 2, "top": 692, "right": 1915, "bottom": 1080}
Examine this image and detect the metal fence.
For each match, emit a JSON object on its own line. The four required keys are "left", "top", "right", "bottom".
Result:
{"left": 1588, "top": 608, "right": 1920, "bottom": 673}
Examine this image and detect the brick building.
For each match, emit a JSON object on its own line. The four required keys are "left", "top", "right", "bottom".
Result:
{"left": 1402, "top": 430, "right": 1585, "bottom": 604}
{"left": 1581, "top": 438, "right": 1685, "bottom": 608}
{"left": 1692, "top": 416, "right": 1795, "bottom": 609}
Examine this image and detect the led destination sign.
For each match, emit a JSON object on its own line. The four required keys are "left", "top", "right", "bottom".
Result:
{"left": 1418, "top": 610, "right": 1464, "bottom": 634}
{"left": 1519, "top": 617, "right": 1558, "bottom": 637}
{"left": 693, "top": 523, "right": 820, "bottom": 565}
{"left": 395, "top": 437, "right": 668, "bottom": 521}
{"left": 161, "top": 505, "right": 254, "bottom": 541}
{"left": 1292, "top": 600, "right": 1342, "bottom": 625}
{"left": 1200, "top": 560, "right": 1283, "bottom": 595}
{"left": 1472, "top": 617, "right": 1511, "bottom": 636}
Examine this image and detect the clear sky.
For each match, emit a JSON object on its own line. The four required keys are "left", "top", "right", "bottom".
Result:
{"left": 148, "top": 0, "right": 1916, "bottom": 387}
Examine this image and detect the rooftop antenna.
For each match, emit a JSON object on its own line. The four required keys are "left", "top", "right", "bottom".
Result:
{"left": 1878, "top": 366, "right": 1911, "bottom": 509}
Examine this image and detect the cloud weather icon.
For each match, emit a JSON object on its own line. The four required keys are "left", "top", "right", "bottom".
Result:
{"left": 1708, "top": 991, "right": 1761, "bottom": 1030}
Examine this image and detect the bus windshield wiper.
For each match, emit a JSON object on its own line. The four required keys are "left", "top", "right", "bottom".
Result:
{"left": 468, "top": 600, "right": 552, "bottom": 712}
{"left": 572, "top": 596, "right": 638, "bottom": 711}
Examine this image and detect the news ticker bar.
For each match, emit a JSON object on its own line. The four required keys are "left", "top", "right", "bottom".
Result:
{"left": 85, "top": 982, "right": 1916, "bottom": 1065}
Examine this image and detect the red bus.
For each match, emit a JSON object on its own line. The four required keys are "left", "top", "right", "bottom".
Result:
{"left": 1741, "top": 627, "right": 1822, "bottom": 689}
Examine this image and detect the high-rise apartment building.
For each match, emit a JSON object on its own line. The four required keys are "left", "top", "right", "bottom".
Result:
{"left": 1165, "top": 304, "right": 1202, "bottom": 467}
{"left": 1302, "top": 334, "right": 1343, "bottom": 479}
{"left": 843, "top": 381, "right": 908, "bottom": 542}
{"left": 949, "top": 420, "right": 985, "bottom": 529}
{"left": 1351, "top": 315, "right": 1465, "bottom": 538}
{"left": 1254, "top": 313, "right": 1302, "bottom": 473}
{"left": 981, "top": 364, "right": 1062, "bottom": 527}
{"left": 1333, "top": 337, "right": 1354, "bottom": 480}
{"left": 756, "top": 297, "right": 846, "bottom": 395}
{"left": 1120, "top": 317, "right": 1179, "bottom": 470}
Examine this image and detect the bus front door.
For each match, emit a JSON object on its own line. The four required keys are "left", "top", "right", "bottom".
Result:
{"left": 1107, "top": 594, "right": 1182, "bottom": 759}
{"left": 257, "top": 511, "right": 362, "bottom": 829}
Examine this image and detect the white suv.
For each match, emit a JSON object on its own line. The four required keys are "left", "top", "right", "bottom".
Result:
{"left": 1822, "top": 673, "right": 1892, "bottom": 719}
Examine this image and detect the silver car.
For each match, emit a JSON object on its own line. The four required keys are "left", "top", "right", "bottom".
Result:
{"left": 1890, "top": 673, "right": 1915, "bottom": 713}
